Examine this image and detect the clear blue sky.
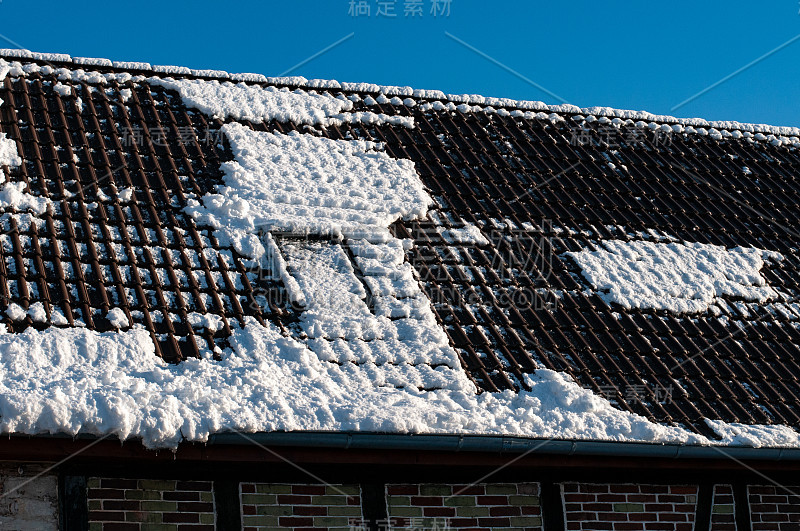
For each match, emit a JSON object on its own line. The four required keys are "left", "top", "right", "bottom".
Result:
{"left": 1, "top": 1, "right": 799, "bottom": 127}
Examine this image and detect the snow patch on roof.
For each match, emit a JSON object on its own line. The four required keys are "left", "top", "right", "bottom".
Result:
{"left": 705, "top": 419, "right": 800, "bottom": 448}
{"left": 53, "top": 82, "right": 72, "bottom": 97}
{"left": 0, "top": 182, "right": 52, "bottom": 215}
{"left": 568, "top": 239, "right": 784, "bottom": 315}
{"left": 0, "top": 316, "right": 713, "bottom": 448}
{"left": 73, "top": 57, "right": 113, "bottom": 67}
{"left": 2, "top": 52, "right": 798, "bottom": 142}
{"left": 148, "top": 77, "right": 414, "bottom": 128}
{"left": 439, "top": 223, "right": 489, "bottom": 246}
{"left": 186, "top": 123, "right": 430, "bottom": 246}
{"left": 0, "top": 133, "right": 22, "bottom": 174}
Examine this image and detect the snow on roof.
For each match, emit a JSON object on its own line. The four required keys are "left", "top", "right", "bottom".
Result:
{"left": 568, "top": 240, "right": 785, "bottom": 315}
{"left": 1, "top": 49, "right": 800, "bottom": 450}
{"left": 148, "top": 77, "right": 414, "bottom": 128}
{"left": 1, "top": 49, "right": 799, "bottom": 143}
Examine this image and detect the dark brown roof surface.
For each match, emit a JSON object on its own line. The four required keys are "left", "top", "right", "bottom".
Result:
{"left": 2, "top": 54, "right": 800, "bottom": 440}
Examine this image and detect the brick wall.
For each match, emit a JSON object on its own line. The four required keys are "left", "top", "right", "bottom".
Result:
{"left": 0, "top": 464, "right": 58, "bottom": 530}
{"left": 562, "top": 483, "right": 697, "bottom": 531}
{"left": 710, "top": 484, "right": 735, "bottom": 531}
{"left": 87, "top": 478, "right": 215, "bottom": 530}
{"left": 385, "top": 483, "right": 543, "bottom": 530}
{"left": 749, "top": 484, "right": 800, "bottom": 531}
{"left": 239, "top": 483, "right": 361, "bottom": 530}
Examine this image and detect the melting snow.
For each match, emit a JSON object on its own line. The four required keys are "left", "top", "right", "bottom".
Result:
{"left": 568, "top": 240, "right": 783, "bottom": 314}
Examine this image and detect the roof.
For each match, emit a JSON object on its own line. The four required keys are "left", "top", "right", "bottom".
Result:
{"left": 2, "top": 50, "right": 800, "bottom": 450}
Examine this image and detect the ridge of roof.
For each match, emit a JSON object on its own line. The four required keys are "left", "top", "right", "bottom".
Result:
{"left": 2, "top": 48, "right": 800, "bottom": 142}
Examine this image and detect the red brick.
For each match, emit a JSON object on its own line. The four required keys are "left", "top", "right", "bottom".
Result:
{"left": 88, "top": 488, "right": 126, "bottom": 500}
{"left": 475, "top": 495, "right": 508, "bottom": 505}
{"left": 387, "top": 485, "right": 418, "bottom": 495}
{"left": 448, "top": 518, "right": 480, "bottom": 527}
{"left": 595, "top": 512, "right": 627, "bottom": 522}
{"left": 489, "top": 506, "right": 521, "bottom": 516}
{"left": 241, "top": 484, "right": 256, "bottom": 493}
{"left": 176, "top": 481, "right": 212, "bottom": 491}
{"left": 657, "top": 495, "right": 687, "bottom": 503}
{"left": 752, "top": 503, "right": 779, "bottom": 512}
{"left": 178, "top": 526, "right": 214, "bottom": 531}
{"left": 278, "top": 494, "right": 312, "bottom": 505}
{"left": 477, "top": 517, "right": 510, "bottom": 527}
{"left": 418, "top": 496, "right": 450, "bottom": 506}
{"left": 640, "top": 485, "right": 671, "bottom": 494}
{"left": 613, "top": 523, "right": 644, "bottom": 530}
{"left": 163, "top": 512, "right": 200, "bottom": 523}
{"left": 584, "top": 503, "right": 612, "bottom": 511}
{"left": 759, "top": 512, "right": 790, "bottom": 522}
{"left": 89, "top": 510, "right": 126, "bottom": 522}
{"left": 597, "top": 494, "right": 627, "bottom": 502}
{"left": 242, "top": 504, "right": 256, "bottom": 515}
{"left": 102, "top": 500, "right": 140, "bottom": 511}
{"left": 100, "top": 479, "right": 139, "bottom": 490}
{"left": 657, "top": 512, "right": 688, "bottom": 522}
{"left": 422, "top": 507, "right": 456, "bottom": 517}
{"left": 643, "top": 503, "right": 673, "bottom": 511}
{"left": 749, "top": 486, "right": 778, "bottom": 495}
{"left": 761, "top": 495, "right": 789, "bottom": 503}
{"left": 610, "top": 485, "right": 641, "bottom": 494}
{"left": 293, "top": 505, "right": 327, "bottom": 516}
{"left": 566, "top": 511, "right": 597, "bottom": 521}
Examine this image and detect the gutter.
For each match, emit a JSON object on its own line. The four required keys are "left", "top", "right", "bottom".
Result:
{"left": 206, "top": 432, "right": 800, "bottom": 461}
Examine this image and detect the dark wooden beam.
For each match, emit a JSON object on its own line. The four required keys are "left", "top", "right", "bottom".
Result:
{"left": 360, "top": 483, "right": 388, "bottom": 530}
{"left": 58, "top": 474, "right": 87, "bottom": 531}
{"left": 5, "top": 437, "right": 800, "bottom": 485}
{"left": 541, "top": 482, "right": 565, "bottom": 531}
{"left": 212, "top": 480, "right": 241, "bottom": 531}
{"left": 733, "top": 483, "right": 752, "bottom": 531}
{"left": 693, "top": 483, "right": 713, "bottom": 531}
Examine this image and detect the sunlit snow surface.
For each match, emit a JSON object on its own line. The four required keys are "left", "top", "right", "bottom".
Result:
{"left": 568, "top": 240, "right": 783, "bottom": 314}
{"left": 0, "top": 62, "right": 797, "bottom": 448}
